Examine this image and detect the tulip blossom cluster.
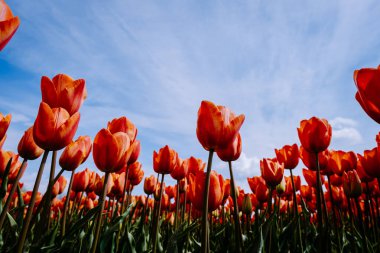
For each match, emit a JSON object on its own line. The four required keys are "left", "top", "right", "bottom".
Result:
{"left": 1, "top": 5, "right": 380, "bottom": 250}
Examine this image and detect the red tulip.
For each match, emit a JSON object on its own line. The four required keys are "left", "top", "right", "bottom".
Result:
{"left": 188, "top": 170, "right": 224, "bottom": 212}
{"left": 144, "top": 175, "right": 157, "bottom": 195}
{"left": 260, "top": 158, "right": 284, "bottom": 188}
{"left": 17, "top": 126, "right": 43, "bottom": 160}
{"left": 127, "top": 140, "right": 140, "bottom": 165}
{"left": 93, "top": 128, "right": 130, "bottom": 173}
{"left": 33, "top": 102, "right": 80, "bottom": 151}
{"left": 354, "top": 66, "right": 380, "bottom": 124}
{"left": 303, "top": 168, "right": 324, "bottom": 188}
{"left": 185, "top": 156, "right": 205, "bottom": 176}
{"left": 153, "top": 145, "right": 178, "bottom": 175}
{"left": 247, "top": 176, "right": 266, "bottom": 194}
{"left": 255, "top": 182, "right": 268, "bottom": 203}
{"left": 275, "top": 143, "right": 299, "bottom": 170}
{"left": 72, "top": 170, "right": 90, "bottom": 193}
{"left": 343, "top": 170, "right": 362, "bottom": 198}
{"left": 358, "top": 148, "right": 380, "bottom": 178}
{"left": 59, "top": 136, "right": 92, "bottom": 171}
{"left": 216, "top": 133, "right": 242, "bottom": 162}
{"left": 107, "top": 116, "right": 137, "bottom": 143}
{"left": 196, "top": 100, "right": 245, "bottom": 151}
{"left": 299, "top": 146, "right": 329, "bottom": 171}
{"left": 41, "top": 74, "right": 86, "bottom": 116}
{"left": 298, "top": 117, "right": 332, "bottom": 153}
{"left": 0, "top": 150, "right": 19, "bottom": 178}
{"left": 128, "top": 162, "right": 144, "bottom": 186}
{"left": 328, "top": 150, "right": 357, "bottom": 176}
{"left": 0, "top": 0, "right": 20, "bottom": 51}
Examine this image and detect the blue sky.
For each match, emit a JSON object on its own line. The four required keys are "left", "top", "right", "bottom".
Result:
{"left": 1, "top": 0, "right": 380, "bottom": 194}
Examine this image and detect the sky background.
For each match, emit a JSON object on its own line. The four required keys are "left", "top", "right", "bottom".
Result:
{"left": 1, "top": 0, "right": 380, "bottom": 195}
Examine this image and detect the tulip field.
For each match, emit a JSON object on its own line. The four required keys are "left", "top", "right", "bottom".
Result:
{"left": 2, "top": 1, "right": 380, "bottom": 253}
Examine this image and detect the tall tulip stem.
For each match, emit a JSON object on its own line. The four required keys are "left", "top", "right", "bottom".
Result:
{"left": 228, "top": 161, "right": 243, "bottom": 252}
{"left": 62, "top": 170, "right": 75, "bottom": 237}
{"left": 201, "top": 149, "right": 214, "bottom": 253}
{"left": 91, "top": 172, "right": 110, "bottom": 253}
{"left": 290, "top": 169, "right": 304, "bottom": 252}
{"left": 152, "top": 173, "right": 165, "bottom": 253}
{"left": 0, "top": 158, "right": 27, "bottom": 231}
{"left": 175, "top": 179, "right": 180, "bottom": 230}
{"left": 16, "top": 150, "right": 49, "bottom": 253}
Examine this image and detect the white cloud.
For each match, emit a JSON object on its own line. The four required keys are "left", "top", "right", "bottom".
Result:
{"left": 330, "top": 117, "right": 362, "bottom": 145}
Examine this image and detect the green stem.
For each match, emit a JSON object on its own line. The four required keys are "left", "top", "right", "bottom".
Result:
{"left": 355, "top": 198, "right": 368, "bottom": 253}
{"left": 228, "top": 161, "right": 243, "bottom": 252}
{"left": 62, "top": 170, "right": 75, "bottom": 237}
{"left": 290, "top": 169, "right": 304, "bottom": 253}
{"left": 327, "top": 175, "right": 341, "bottom": 252}
{"left": 201, "top": 149, "right": 214, "bottom": 253}
{"left": 152, "top": 173, "right": 165, "bottom": 253}
{"left": 91, "top": 172, "right": 110, "bottom": 253}
{"left": 175, "top": 179, "right": 180, "bottom": 230}
{"left": 16, "top": 151, "right": 49, "bottom": 253}
{"left": 0, "top": 159, "right": 27, "bottom": 231}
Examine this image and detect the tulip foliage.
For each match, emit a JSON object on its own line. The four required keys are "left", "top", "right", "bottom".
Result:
{"left": 2, "top": 4, "right": 380, "bottom": 251}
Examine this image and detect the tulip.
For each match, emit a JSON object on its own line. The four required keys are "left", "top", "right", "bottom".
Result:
{"left": 196, "top": 100, "right": 245, "bottom": 151}
{"left": 144, "top": 175, "right": 157, "bottom": 195}
{"left": 188, "top": 170, "right": 224, "bottom": 212}
{"left": 33, "top": 102, "right": 80, "bottom": 151}
{"left": 247, "top": 176, "right": 266, "bottom": 194}
{"left": 216, "top": 133, "right": 242, "bottom": 162}
{"left": 186, "top": 156, "right": 206, "bottom": 176}
{"left": 303, "top": 168, "right": 325, "bottom": 188}
{"left": 127, "top": 140, "right": 140, "bottom": 165}
{"left": 0, "top": 113, "right": 11, "bottom": 143}
{"left": 343, "top": 170, "right": 362, "bottom": 199}
{"left": 358, "top": 148, "right": 380, "bottom": 179}
{"left": 59, "top": 136, "right": 92, "bottom": 171}
{"left": 153, "top": 145, "right": 178, "bottom": 175}
{"left": 299, "top": 146, "right": 329, "bottom": 171}
{"left": 107, "top": 116, "right": 137, "bottom": 142}
{"left": 72, "top": 170, "right": 90, "bottom": 193}
{"left": 260, "top": 158, "right": 284, "bottom": 188}
{"left": 328, "top": 150, "right": 357, "bottom": 176}
{"left": 170, "top": 158, "right": 187, "bottom": 181}
{"left": 354, "top": 66, "right": 380, "bottom": 124}
{"left": 18, "top": 126, "right": 44, "bottom": 160}
{"left": 255, "top": 182, "right": 268, "bottom": 204}
{"left": 298, "top": 117, "right": 332, "bottom": 154}
{"left": 0, "top": 0, "right": 20, "bottom": 51}
{"left": 93, "top": 128, "right": 130, "bottom": 173}
{"left": 41, "top": 74, "right": 87, "bottom": 116}
{"left": 275, "top": 143, "right": 299, "bottom": 170}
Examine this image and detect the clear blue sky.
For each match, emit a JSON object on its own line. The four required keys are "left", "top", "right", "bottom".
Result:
{"left": 1, "top": 0, "right": 380, "bottom": 194}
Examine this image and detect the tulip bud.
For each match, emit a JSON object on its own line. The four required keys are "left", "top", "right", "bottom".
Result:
{"left": 343, "top": 170, "right": 362, "bottom": 198}
{"left": 242, "top": 194, "right": 252, "bottom": 215}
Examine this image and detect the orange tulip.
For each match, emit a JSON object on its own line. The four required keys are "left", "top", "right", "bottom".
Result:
{"left": 0, "top": 113, "right": 11, "bottom": 143}
{"left": 33, "top": 102, "right": 80, "bottom": 151}
{"left": 107, "top": 116, "right": 137, "bottom": 143}
{"left": 196, "top": 100, "right": 245, "bottom": 151}
{"left": 128, "top": 162, "right": 144, "bottom": 186}
{"left": 165, "top": 185, "right": 177, "bottom": 199}
{"left": 127, "top": 140, "right": 140, "bottom": 165}
{"left": 94, "top": 174, "right": 114, "bottom": 196}
{"left": 298, "top": 117, "right": 332, "bottom": 154}
{"left": 300, "top": 185, "right": 314, "bottom": 201}
{"left": 185, "top": 156, "right": 205, "bottom": 176}
{"left": 328, "top": 150, "right": 357, "bottom": 176}
{"left": 356, "top": 159, "right": 373, "bottom": 183}
{"left": 41, "top": 74, "right": 86, "bottom": 116}
{"left": 59, "top": 136, "right": 92, "bottom": 171}
{"left": 343, "top": 170, "right": 362, "bottom": 198}
{"left": 143, "top": 175, "right": 157, "bottom": 195}
{"left": 17, "top": 126, "right": 43, "bottom": 160}
{"left": 255, "top": 182, "right": 268, "bottom": 203}
{"left": 329, "top": 174, "right": 343, "bottom": 186}
{"left": 52, "top": 176, "right": 67, "bottom": 197}
{"left": 93, "top": 128, "right": 130, "bottom": 173}
{"left": 0, "top": 0, "right": 20, "bottom": 51}
{"left": 358, "top": 148, "right": 380, "bottom": 178}
{"left": 260, "top": 158, "right": 284, "bottom": 188}
{"left": 275, "top": 143, "right": 299, "bottom": 170}
{"left": 354, "top": 66, "right": 380, "bottom": 124}
{"left": 216, "top": 133, "right": 242, "bottom": 162}
{"left": 188, "top": 170, "right": 224, "bottom": 212}
{"left": 86, "top": 170, "right": 99, "bottom": 193}
{"left": 170, "top": 158, "right": 187, "bottom": 181}
{"left": 111, "top": 172, "right": 125, "bottom": 197}
{"left": 153, "top": 145, "right": 178, "bottom": 175}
